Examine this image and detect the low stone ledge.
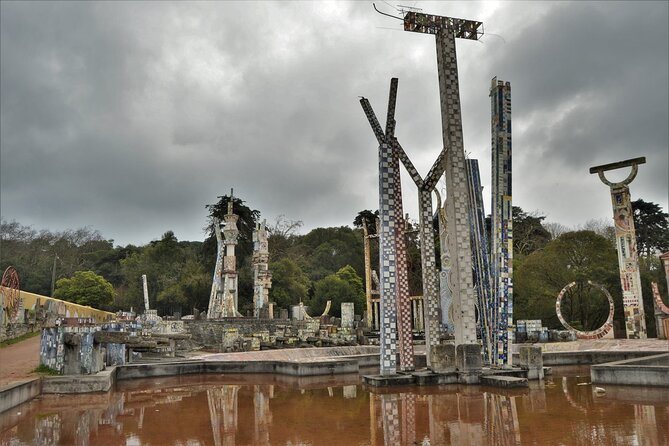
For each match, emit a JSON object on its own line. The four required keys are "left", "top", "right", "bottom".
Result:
{"left": 362, "top": 374, "right": 415, "bottom": 387}
{"left": 42, "top": 368, "right": 116, "bottom": 394}
{"left": 0, "top": 378, "right": 41, "bottom": 414}
{"left": 480, "top": 375, "right": 528, "bottom": 388}
{"left": 591, "top": 353, "right": 669, "bottom": 387}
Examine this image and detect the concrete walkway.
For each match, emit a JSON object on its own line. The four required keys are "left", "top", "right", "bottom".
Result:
{"left": 0, "top": 335, "right": 40, "bottom": 387}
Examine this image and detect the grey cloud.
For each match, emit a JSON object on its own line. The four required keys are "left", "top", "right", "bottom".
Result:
{"left": 1, "top": 1, "right": 666, "bottom": 245}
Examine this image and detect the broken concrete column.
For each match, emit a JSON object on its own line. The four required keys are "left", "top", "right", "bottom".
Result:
{"left": 430, "top": 344, "right": 456, "bottom": 373}
{"left": 519, "top": 345, "right": 544, "bottom": 380}
{"left": 341, "top": 303, "right": 354, "bottom": 329}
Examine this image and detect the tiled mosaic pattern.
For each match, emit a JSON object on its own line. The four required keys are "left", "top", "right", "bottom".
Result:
{"left": 435, "top": 30, "right": 477, "bottom": 345}
{"left": 394, "top": 138, "right": 444, "bottom": 366}
{"left": 490, "top": 78, "right": 514, "bottom": 364}
{"left": 381, "top": 394, "right": 401, "bottom": 446}
{"left": 359, "top": 79, "right": 414, "bottom": 373}
{"left": 466, "top": 159, "right": 494, "bottom": 364}
{"left": 592, "top": 162, "right": 647, "bottom": 339}
{"left": 556, "top": 281, "right": 614, "bottom": 339}
{"left": 435, "top": 189, "right": 454, "bottom": 334}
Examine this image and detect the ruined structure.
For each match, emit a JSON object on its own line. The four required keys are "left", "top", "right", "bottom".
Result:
{"left": 252, "top": 220, "right": 272, "bottom": 319}
{"left": 653, "top": 251, "right": 669, "bottom": 339}
{"left": 207, "top": 192, "right": 241, "bottom": 319}
{"left": 402, "top": 11, "right": 482, "bottom": 347}
{"left": 490, "top": 77, "right": 513, "bottom": 364}
{"left": 590, "top": 157, "right": 647, "bottom": 338}
{"left": 362, "top": 219, "right": 380, "bottom": 329}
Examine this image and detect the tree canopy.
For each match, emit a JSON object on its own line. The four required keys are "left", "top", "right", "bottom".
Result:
{"left": 53, "top": 271, "right": 115, "bottom": 308}
{"left": 632, "top": 199, "right": 669, "bottom": 257}
{"left": 514, "top": 230, "right": 620, "bottom": 330}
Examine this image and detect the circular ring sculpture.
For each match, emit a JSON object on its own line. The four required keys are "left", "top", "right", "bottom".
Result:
{"left": 1, "top": 266, "right": 21, "bottom": 320}
{"left": 555, "top": 281, "right": 614, "bottom": 340}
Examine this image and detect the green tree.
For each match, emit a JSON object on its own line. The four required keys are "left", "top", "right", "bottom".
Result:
{"left": 310, "top": 265, "right": 365, "bottom": 317}
{"left": 514, "top": 231, "right": 620, "bottom": 330}
{"left": 512, "top": 207, "right": 552, "bottom": 258}
{"left": 353, "top": 210, "right": 379, "bottom": 235}
{"left": 53, "top": 271, "right": 115, "bottom": 308}
{"left": 632, "top": 199, "right": 669, "bottom": 257}
{"left": 269, "top": 258, "right": 310, "bottom": 311}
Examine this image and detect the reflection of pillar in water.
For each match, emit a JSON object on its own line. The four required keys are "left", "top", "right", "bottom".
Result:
{"left": 35, "top": 414, "right": 61, "bottom": 445}
{"left": 401, "top": 393, "right": 417, "bottom": 446}
{"left": 254, "top": 385, "right": 272, "bottom": 446}
{"left": 381, "top": 393, "right": 401, "bottom": 446}
{"left": 527, "top": 382, "right": 547, "bottom": 413}
{"left": 207, "top": 386, "right": 240, "bottom": 446}
{"left": 635, "top": 405, "right": 659, "bottom": 446}
{"left": 428, "top": 392, "right": 458, "bottom": 445}
{"left": 343, "top": 385, "right": 357, "bottom": 399}
{"left": 484, "top": 392, "right": 521, "bottom": 445}
{"left": 450, "top": 390, "right": 484, "bottom": 445}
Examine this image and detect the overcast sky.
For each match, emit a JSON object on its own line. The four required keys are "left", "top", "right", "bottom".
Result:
{"left": 1, "top": 1, "right": 667, "bottom": 246}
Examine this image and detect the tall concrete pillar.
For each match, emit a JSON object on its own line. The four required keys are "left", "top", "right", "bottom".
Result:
{"left": 490, "top": 77, "right": 513, "bottom": 364}
{"left": 590, "top": 157, "right": 647, "bottom": 338}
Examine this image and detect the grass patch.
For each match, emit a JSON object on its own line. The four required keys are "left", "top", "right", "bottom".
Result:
{"left": 0, "top": 330, "right": 40, "bottom": 348}
{"left": 33, "top": 364, "right": 60, "bottom": 375}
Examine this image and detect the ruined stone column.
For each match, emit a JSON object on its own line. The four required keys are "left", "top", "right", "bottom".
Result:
{"left": 252, "top": 220, "right": 272, "bottom": 318}
{"left": 590, "top": 157, "right": 647, "bottom": 338}
{"left": 207, "top": 218, "right": 225, "bottom": 319}
{"left": 222, "top": 194, "right": 240, "bottom": 317}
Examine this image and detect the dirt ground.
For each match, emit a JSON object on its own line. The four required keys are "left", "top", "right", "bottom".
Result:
{"left": 0, "top": 335, "right": 40, "bottom": 387}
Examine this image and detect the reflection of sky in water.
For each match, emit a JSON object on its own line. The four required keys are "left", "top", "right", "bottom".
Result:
{"left": 0, "top": 367, "right": 668, "bottom": 446}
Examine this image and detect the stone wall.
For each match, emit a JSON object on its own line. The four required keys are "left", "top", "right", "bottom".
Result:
{"left": 184, "top": 318, "right": 359, "bottom": 351}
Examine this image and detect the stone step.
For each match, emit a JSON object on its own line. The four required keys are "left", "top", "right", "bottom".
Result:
{"left": 480, "top": 375, "right": 528, "bottom": 388}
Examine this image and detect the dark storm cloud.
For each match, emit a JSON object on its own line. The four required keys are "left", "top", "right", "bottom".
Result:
{"left": 1, "top": 1, "right": 667, "bottom": 246}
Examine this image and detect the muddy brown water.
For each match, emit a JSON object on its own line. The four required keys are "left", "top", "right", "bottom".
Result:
{"left": 1, "top": 366, "right": 668, "bottom": 445}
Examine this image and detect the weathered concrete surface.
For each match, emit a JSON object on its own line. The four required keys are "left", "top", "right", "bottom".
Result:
{"left": 456, "top": 344, "right": 482, "bottom": 371}
{"left": 430, "top": 344, "right": 456, "bottom": 373}
{"left": 362, "top": 374, "right": 415, "bottom": 387}
{"left": 518, "top": 345, "right": 544, "bottom": 379}
{"left": 42, "top": 368, "right": 116, "bottom": 394}
{"left": 412, "top": 370, "right": 458, "bottom": 386}
{"left": 0, "top": 378, "right": 41, "bottom": 413}
{"left": 480, "top": 375, "right": 528, "bottom": 388}
{"left": 117, "top": 357, "right": 360, "bottom": 380}
{"left": 591, "top": 352, "right": 669, "bottom": 387}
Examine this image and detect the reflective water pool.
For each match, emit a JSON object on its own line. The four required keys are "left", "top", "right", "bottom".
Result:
{"left": 1, "top": 366, "right": 668, "bottom": 445}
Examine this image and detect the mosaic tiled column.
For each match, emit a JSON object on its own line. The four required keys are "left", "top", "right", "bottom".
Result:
{"left": 435, "top": 29, "right": 477, "bottom": 345}
{"left": 360, "top": 80, "right": 414, "bottom": 374}
{"left": 381, "top": 393, "right": 401, "bottom": 446}
{"left": 395, "top": 140, "right": 445, "bottom": 366}
{"left": 389, "top": 139, "right": 415, "bottom": 371}
{"left": 590, "top": 157, "right": 647, "bottom": 339}
{"left": 490, "top": 78, "right": 513, "bottom": 364}
{"left": 466, "top": 159, "right": 493, "bottom": 364}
